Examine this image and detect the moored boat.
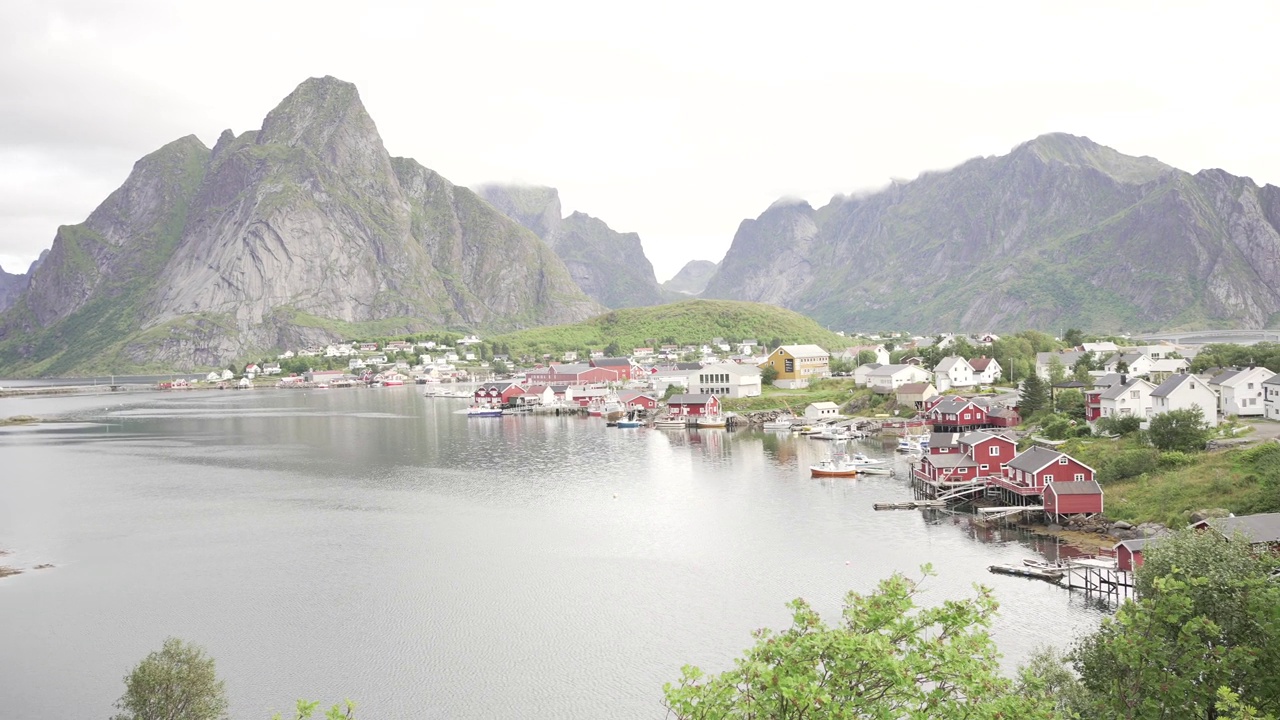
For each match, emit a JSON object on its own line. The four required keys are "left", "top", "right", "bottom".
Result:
{"left": 762, "top": 415, "right": 797, "bottom": 431}
{"left": 809, "top": 451, "right": 887, "bottom": 477}
{"left": 988, "top": 563, "right": 1064, "bottom": 582}
{"left": 654, "top": 417, "right": 688, "bottom": 428}
{"left": 695, "top": 415, "right": 727, "bottom": 428}
{"left": 466, "top": 406, "right": 503, "bottom": 417}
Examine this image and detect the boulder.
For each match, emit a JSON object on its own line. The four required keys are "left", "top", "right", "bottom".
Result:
{"left": 1047, "top": 523, "right": 1063, "bottom": 532}
{"left": 1189, "top": 508, "right": 1230, "bottom": 524}
{"left": 1112, "top": 520, "right": 1133, "bottom": 531}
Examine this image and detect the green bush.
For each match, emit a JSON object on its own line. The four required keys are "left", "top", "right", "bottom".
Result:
{"left": 1097, "top": 447, "right": 1161, "bottom": 483}
{"left": 1073, "top": 425, "right": 1094, "bottom": 438}
{"left": 1158, "top": 450, "right": 1198, "bottom": 469}
{"left": 1096, "top": 415, "right": 1142, "bottom": 436}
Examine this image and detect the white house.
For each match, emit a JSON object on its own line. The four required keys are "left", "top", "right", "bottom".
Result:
{"left": 853, "top": 363, "right": 882, "bottom": 387}
{"left": 1035, "top": 351, "right": 1086, "bottom": 380}
{"left": 969, "top": 356, "right": 1002, "bottom": 385}
{"left": 687, "top": 363, "right": 762, "bottom": 399}
{"left": 1080, "top": 341, "right": 1120, "bottom": 359}
{"left": 1147, "top": 357, "right": 1191, "bottom": 384}
{"left": 205, "top": 371, "right": 221, "bottom": 382}
{"left": 805, "top": 402, "right": 841, "bottom": 419}
{"left": 1264, "top": 375, "right": 1280, "bottom": 421}
{"left": 220, "top": 369, "right": 235, "bottom": 381}
{"left": 867, "top": 364, "right": 932, "bottom": 393}
{"left": 1101, "top": 352, "right": 1153, "bottom": 377}
{"left": 840, "top": 344, "right": 891, "bottom": 366}
{"left": 1096, "top": 377, "right": 1157, "bottom": 422}
{"left": 1210, "top": 367, "right": 1276, "bottom": 418}
{"left": 933, "top": 356, "right": 976, "bottom": 392}
{"left": 1150, "top": 373, "right": 1219, "bottom": 427}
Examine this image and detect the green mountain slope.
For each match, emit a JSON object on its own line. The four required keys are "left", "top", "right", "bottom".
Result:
{"left": 0, "top": 77, "right": 600, "bottom": 376}
{"left": 703, "top": 133, "right": 1280, "bottom": 333}
{"left": 491, "top": 299, "right": 845, "bottom": 356}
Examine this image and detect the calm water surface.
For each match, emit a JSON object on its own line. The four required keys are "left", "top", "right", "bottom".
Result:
{"left": 0, "top": 388, "right": 1107, "bottom": 719}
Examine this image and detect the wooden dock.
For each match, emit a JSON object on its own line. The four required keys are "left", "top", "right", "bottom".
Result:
{"left": 873, "top": 500, "right": 947, "bottom": 511}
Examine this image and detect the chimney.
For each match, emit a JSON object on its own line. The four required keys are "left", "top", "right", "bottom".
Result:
{"left": 1121, "top": 374, "right": 1128, "bottom": 385}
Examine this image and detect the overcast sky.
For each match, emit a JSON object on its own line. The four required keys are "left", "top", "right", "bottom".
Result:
{"left": 3, "top": 1, "right": 1279, "bottom": 281}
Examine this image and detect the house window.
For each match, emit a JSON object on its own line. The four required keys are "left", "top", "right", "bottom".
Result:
{"left": 1130, "top": 390, "right": 1140, "bottom": 399}
{"left": 1249, "top": 383, "right": 1255, "bottom": 390}
{"left": 962, "top": 413, "right": 971, "bottom": 420}
{"left": 1058, "top": 457, "right": 1068, "bottom": 465}
{"left": 981, "top": 464, "right": 989, "bottom": 470}
{"left": 784, "top": 359, "right": 795, "bottom": 373}
{"left": 989, "top": 446, "right": 1000, "bottom": 456}
{"left": 1074, "top": 473, "right": 1085, "bottom": 481}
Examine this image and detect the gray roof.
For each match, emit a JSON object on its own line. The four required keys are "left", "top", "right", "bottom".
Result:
{"left": 924, "top": 454, "right": 979, "bottom": 468}
{"left": 667, "top": 394, "right": 716, "bottom": 405}
{"left": 1210, "top": 368, "right": 1245, "bottom": 386}
{"left": 1099, "top": 378, "right": 1150, "bottom": 401}
{"left": 935, "top": 356, "right": 970, "bottom": 373}
{"left": 1007, "top": 446, "right": 1065, "bottom": 474}
{"left": 1265, "top": 374, "right": 1280, "bottom": 386}
{"left": 1045, "top": 480, "right": 1102, "bottom": 495}
{"left": 1113, "top": 537, "right": 1156, "bottom": 552}
{"left": 868, "top": 364, "right": 915, "bottom": 377}
{"left": 931, "top": 397, "right": 975, "bottom": 414}
{"left": 959, "top": 430, "right": 1012, "bottom": 445}
{"left": 927, "top": 432, "right": 961, "bottom": 448}
{"left": 593, "top": 357, "right": 632, "bottom": 366}
{"left": 541, "top": 363, "right": 592, "bottom": 374}
{"left": 1200, "top": 513, "right": 1280, "bottom": 544}
{"left": 1093, "top": 373, "right": 1125, "bottom": 388}
{"left": 1150, "top": 373, "right": 1200, "bottom": 398}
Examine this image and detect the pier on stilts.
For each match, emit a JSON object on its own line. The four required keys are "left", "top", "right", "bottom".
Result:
{"left": 1061, "top": 552, "right": 1134, "bottom": 603}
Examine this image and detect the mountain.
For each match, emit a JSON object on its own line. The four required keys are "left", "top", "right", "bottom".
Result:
{"left": 491, "top": 298, "right": 846, "bottom": 357}
{"left": 702, "top": 133, "right": 1280, "bottom": 333}
{"left": 662, "top": 260, "right": 718, "bottom": 296}
{"left": 476, "top": 184, "right": 665, "bottom": 309}
{"left": 0, "top": 265, "right": 27, "bottom": 313}
{"left": 0, "top": 77, "right": 600, "bottom": 376}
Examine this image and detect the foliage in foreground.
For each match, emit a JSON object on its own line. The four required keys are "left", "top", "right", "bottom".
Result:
{"left": 1069, "top": 527, "right": 1280, "bottom": 719}
{"left": 113, "top": 637, "right": 228, "bottom": 720}
{"left": 663, "top": 567, "right": 1057, "bottom": 719}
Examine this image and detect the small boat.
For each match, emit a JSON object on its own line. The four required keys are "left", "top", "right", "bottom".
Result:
{"left": 654, "top": 417, "right": 688, "bottom": 428}
{"left": 897, "top": 435, "right": 926, "bottom": 453}
{"left": 762, "top": 415, "right": 797, "bottom": 431}
{"left": 695, "top": 415, "right": 727, "bottom": 428}
{"left": 1022, "top": 558, "right": 1064, "bottom": 571}
{"left": 988, "top": 563, "right": 1064, "bottom": 582}
{"left": 616, "top": 419, "right": 644, "bottom": 428}
{"left": 466, "top": 406, "right": 503, "bottom": 418}
{"left": 809, "top": 451, "right": 887, "bottom": 477}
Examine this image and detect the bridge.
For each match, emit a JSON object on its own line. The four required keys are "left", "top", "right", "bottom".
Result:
{"left": 1137, "top": 329, "right": 1280, "bottom": 346}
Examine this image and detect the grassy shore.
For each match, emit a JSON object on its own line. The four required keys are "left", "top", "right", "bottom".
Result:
{"left": 721, "top": 380, "right": 889, "bottom": 414}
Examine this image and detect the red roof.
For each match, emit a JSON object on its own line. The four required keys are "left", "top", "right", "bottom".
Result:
{"left": 970, "top": 357, "right": 995, "bottom": 372}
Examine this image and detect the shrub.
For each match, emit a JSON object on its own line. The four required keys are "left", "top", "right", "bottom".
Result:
{"left": 1042, "top": 415, "right": 1074, "bottom": 440}
{"left": 1157, "top": 450, "right": 1198, "bottom": 469}
{"left": 1096, "top": 415, "right": 1142, "bottom": 437}
{"left": 1097, "top": 447, "right": 1161, "bottom": 483}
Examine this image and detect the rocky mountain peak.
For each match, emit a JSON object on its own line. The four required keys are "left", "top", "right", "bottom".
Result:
{"left": 256, "top": 76, "right": 391, "bottom": 181}
{"left": 1014, "top": 132, "right": 1172, "bottom": 185}
{"left": 474, "top": 184, "right": 562, "bottom": 240}
{"left": 662, "top": 260, "right": 718, "bottom": 296}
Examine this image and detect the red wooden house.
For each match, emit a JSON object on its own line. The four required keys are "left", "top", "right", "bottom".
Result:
{"left": 957, "top": 431, "right": 1017, "bottom": 476}
{"left": 618, "top": 391, "right": 658, "bottom": 410}
{"left": 526, "top": 363, "right": 620, "bottom": 385}
{"left": 917, "top": 453, "right": 980, "bottom": 484}
{"left": 1113, "top": 537, "right": 1152, "bottom": 572}
{"left": 1043, "top": 480, "right": 1104, "bottom": 521}
{"left": 590, "top": 357, "right": 635, "bottom": 381}
{"left": 927, "top": 432, "right": 961, "bottom": 454}
{"left": 474, "top": 381, "right": 526, "bottom": 406}
{"left": 1003, "top": 446, "right": 1095, "bottom": 488}
{"left": 666, "top": 394, "right": 721, "bottom": 418}
{"left": 926, "top": 397, "right": 991, "bottom": 432}
{"left": 1084, "top": 389, "right": 1104, "bottom": 422}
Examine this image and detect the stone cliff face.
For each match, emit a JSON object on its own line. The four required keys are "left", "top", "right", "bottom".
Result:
{"left": 0, "top": 265, "right": 29, "bottom": 313}
{"left": 661, "top": 260, "right": 718, "bottom": 296}
{"left": 703, "top": 133, "right": 1280, "bottom": 332}
{"left": 476, "top": 184, "right": 665, "bottom": 308}
{"left": 0, "top": 76, "right": 599, "bottom": 375}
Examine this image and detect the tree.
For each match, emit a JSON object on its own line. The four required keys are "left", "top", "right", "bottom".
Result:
{"left": 490, "top": 359, "right": 508, "bottom": 375}
{"left": 113, "top": 638, "right": 228, "bottom": 720}
{"left": 1064, "top": 328, "right": 1085, "bottom": 347}
{"left": 761, "top": 365, "right": 778, "bottom": 386}
{"left": 1019, "top": 373, "right": 1050, "bottom": 417}
{"left": 1072, "top": 360, "right": 1092, "bottom": 384}
{"left": 1096, "top": 414, "right": 1142, "bottom": 437}
{"left": 603, "top": 340, "right": 621, "bottom": 357}
{"left": 663, "top": 569, "right": 1058, "bottom": 719}
{"left": 1047, "top": 355, "right": 1067, "bottom": 385}
{"left": 1073, "top": 528, "right": 1280, "bottom": 718}
{"left": 273, "top": 699, "right": 356, "bottom": 720}
{"left": 1055, "top": 388, "right": 1086, "bottom": 420}
{"left": 1148, "top": 406, "right": 1211, "bottom": 452}
{"left": 854, "top": 350, "right": 877, "bottom": 366}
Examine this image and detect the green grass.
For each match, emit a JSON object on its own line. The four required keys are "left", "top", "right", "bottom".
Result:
{"left": 492, "top": 299, "right": 845, "bottom": 358}
{"left": 721, "top": 381, "right": 880, "bottom": 413}
{"left": 1057, "top": 436, "right": 1280, "bottom": 527}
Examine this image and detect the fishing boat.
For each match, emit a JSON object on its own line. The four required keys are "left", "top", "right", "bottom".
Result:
{"left": 1022, "top": 558, "right": 1064, "bottom": 571}
{"left": 695, "top": 414, "right": 727, "bottom": 428}
{"left": 466, "top": 406, "right": 503, "bottom": 418}
{"left": 809, "top": 450, "right": 887, "bottom": 477}
{"left": 988, "top": 563, "right": 1064, "bottom": 582}
{"left": 762, "top": 415, "right": 797, "bottom": 431}
{"left": 896, "top": 434, "right": 926, "bottom": 453}
{"left": 616, "top": 418, "right": 644, "bottom": 428}
{"left": 654, "top": 417, "right": 688, "bottom": 428}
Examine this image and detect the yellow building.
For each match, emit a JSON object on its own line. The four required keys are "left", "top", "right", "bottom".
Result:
{"left": 759, "top": 344, "right": 830, "bottom": 389}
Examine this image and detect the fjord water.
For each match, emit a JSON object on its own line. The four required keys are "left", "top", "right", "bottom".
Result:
{"left": 0, "top": 388, "right": 1105, "bottom": 719}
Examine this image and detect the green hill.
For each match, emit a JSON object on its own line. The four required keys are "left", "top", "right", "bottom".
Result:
{"left": 492, "top": 299, "right": 846, "bottom": 357}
